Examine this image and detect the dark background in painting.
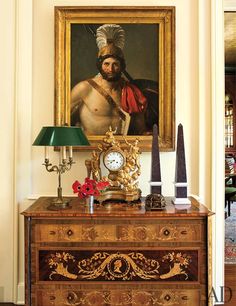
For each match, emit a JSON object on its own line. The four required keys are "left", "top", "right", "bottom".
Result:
{"left": 71, "top": 24, "right": 159, "bottom": 89}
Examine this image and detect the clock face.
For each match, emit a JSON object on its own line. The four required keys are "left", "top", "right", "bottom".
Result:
{"left": 104, "top": 150, "right": 125, "bottom": 171}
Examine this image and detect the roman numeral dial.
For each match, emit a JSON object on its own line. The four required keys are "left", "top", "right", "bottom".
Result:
{"left": 104, "top": 150, "right": 125, "bottom": 171}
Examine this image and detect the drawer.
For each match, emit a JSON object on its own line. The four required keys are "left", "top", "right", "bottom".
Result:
{"left": 35, "top": 221, "right": 202, "bottom": 243}
{"left": 37, "top": 248, "right": 199, "bottom": 282}
{"left": 35, "top": 287, "right": 201, "bottom": 306}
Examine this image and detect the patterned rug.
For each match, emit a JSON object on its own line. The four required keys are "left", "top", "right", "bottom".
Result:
{"left": 225, "top": 203, "right": 236, "bottom": 264}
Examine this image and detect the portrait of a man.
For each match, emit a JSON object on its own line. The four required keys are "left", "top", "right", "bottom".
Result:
{"left": 55, "top": 7, "right": 175, "bottom": 150}
{"left": 70, "top": 23, "right": 159, "bottom": 136}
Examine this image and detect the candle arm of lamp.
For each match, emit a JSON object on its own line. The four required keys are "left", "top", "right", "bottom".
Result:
{"left": 43, "top": 156, "right": 75, "bottom": 207}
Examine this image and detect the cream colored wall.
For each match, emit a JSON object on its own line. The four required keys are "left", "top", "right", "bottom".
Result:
{"left": 0, "top": 0, "right": 224, "bottom": 304}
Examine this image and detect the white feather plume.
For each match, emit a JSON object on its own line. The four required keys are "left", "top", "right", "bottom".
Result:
{"left": 96, "top": 24, "right": 125, "bottom": 50}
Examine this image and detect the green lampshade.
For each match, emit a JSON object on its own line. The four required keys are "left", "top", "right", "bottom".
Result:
{"left": 33, "top": 126, "right": 90, "bottom": 146}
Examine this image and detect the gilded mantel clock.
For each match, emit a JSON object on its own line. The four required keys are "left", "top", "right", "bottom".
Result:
{"left": 85, "top": 127, "right": 141, "bottom": 202}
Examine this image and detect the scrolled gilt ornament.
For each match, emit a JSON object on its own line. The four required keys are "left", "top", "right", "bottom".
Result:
{"left": 85, "top": 127, "right": 142, "bottom": 203}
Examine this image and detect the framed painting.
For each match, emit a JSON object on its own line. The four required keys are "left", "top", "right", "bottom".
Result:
{"left": 55, "top": 6, "right": 175, "bottom": 151}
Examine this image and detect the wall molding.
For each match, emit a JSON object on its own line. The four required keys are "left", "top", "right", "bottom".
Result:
{"left": 15, "top": 0, "right": 33, "bottom": 304}
{"left": 210, "top": 0, "right": 225, "bottom": 304}
{"left": 16, "top": 283, "right": 24, "bottom": 305}
{"left": 0, "top": 0, "right": 17, "bottom": 302}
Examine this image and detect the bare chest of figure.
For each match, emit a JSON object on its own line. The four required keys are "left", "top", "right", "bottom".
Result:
{"left": 79, "top": 85, "right": 123, "bottom": 135}
{"left": 85, "top": 86, "right": 121, "bottom": 116}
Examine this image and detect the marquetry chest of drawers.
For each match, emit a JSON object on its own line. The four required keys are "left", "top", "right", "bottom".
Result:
{"left": 22, "top": 197, "right": 213, "bottom": 306}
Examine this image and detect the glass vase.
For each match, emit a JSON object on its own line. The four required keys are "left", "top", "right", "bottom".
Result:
{"left": 85, "top": 195, "right": 94, "bottom": 210}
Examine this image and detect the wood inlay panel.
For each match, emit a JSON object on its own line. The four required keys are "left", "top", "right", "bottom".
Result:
{"left": 36, "top": 288, "right": 201, "bottom": 306}
{"left": 38, "top": 249, "right": 199, "bottom": 282}
{"left": 35, "top": 222, "right": 202, "bottom": 243}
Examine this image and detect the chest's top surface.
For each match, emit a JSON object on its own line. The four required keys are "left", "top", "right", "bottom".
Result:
{"left": 22, "top": 197, "right": 213, "bottom": 219}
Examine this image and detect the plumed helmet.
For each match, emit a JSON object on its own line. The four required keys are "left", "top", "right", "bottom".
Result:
{"left": 96, "top": 24, "right": 125, "bottom": 59}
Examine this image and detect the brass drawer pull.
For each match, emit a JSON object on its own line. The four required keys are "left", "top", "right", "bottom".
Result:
{"left": 49, "top": 231, "right": 56, "bottom": 235}
{"left": 164, "top": 294, "right": 171, "bottom": 301}
{"left": 67, "top": 229, "right": 73, "bottom": 236}
{"left": 49, "top": 295, "right": 56, "bottom": 300}
{"left": 163, "top": 229, "right": 170, "bottom": 236}
{"left": 67, "top": 292, "right": 77, "bottom": 302}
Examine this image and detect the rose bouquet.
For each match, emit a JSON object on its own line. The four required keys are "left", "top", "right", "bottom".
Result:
{"left": 72, "top": 177, "right": 110, "bottom": 199}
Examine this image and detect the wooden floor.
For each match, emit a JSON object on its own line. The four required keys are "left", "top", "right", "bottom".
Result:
{"left": 223, "top": 264, "right": 236, "bottom": 305}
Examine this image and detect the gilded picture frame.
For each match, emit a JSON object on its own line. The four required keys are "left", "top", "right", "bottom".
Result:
{"left": 55, "top": 6, "right": 175, "bottom": 151}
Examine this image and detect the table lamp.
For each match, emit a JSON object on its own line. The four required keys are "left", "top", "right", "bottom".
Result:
{"left": 33, "top": 126, "right": 90, "bottom": 209}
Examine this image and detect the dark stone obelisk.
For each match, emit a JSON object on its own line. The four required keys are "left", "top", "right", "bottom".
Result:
{"left": 173, "top": 124, "right": 190, "bottom": 204}
{"left": 145, "top": 124, "right": 166, "bottom": 210}
{"left": 150, "top": 124, "right": 162, "bottom": 194}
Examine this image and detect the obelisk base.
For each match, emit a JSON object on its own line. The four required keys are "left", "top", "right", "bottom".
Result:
{"left": 172, "top": 197, "right": 191, "bottom": 205}
{"left": 173, "top": 182, "right": 191, "bottom": 205}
